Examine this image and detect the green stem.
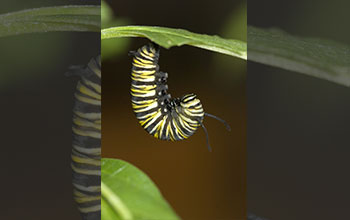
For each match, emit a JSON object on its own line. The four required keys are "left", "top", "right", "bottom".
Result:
{"left": 101, "top": 181, "right": 133, "bottom": 220}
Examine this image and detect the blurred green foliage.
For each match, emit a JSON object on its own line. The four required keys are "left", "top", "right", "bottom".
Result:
{"left": 0, "top": 1, "right": 100, "bottom": 88}
{"left": 101, "top": 0, "right": 113, "bottom": 24}
{"left": 0, "top": 33, "right": 70, "bottom": 88}
{"left": 212, "top": 2, "right": 247, "bottom": 85}
{"left": 101, "top": 0, "right": 130, "bottom": 61}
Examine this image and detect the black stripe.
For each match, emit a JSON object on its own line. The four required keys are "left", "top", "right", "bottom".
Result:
{"left": 144, "top": 114, "right": 165, "bottom": 135}
{"left": 135, "top": 107, "right": 159, "bottom": 119}
{"left": 73, "top": 136, "right": 100, "bottom": 150}
{"left": 80, "top": 211, "right": 100, "bottom": 220}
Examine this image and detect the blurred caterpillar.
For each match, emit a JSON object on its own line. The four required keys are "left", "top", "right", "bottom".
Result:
{"left": 67, "top": 56, "right": 101, "bottom": 220}
{"left": 130, "top": 43, "right": 230, "bottom": 151}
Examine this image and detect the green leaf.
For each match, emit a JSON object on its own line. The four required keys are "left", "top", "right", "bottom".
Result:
{"left": 101, "top": 25, "right": 247, "bottom": 60}
{"left": 0, "top": 5, "right": 100, "bottom": 37}
{"left": 101, "top": 158, "right": 180, "bottom": 220}
{"left": 248, "top": 26, "right": 350, "bottom": 87}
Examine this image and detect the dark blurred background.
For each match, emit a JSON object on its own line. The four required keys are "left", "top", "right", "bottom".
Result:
{"left": 248, "top": 0, "right": 350, "bottom": 219}
{"left": 102, "top": 1, "right": 246, "bottom": 219}
{"left": 1, "top": 0, "right": 100, "bottom": 219}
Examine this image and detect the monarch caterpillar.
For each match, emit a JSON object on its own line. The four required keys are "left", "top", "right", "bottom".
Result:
{"left": 130, "top": 43, "right": 230, "bottom": 151}
{"left": 68, "top": 56, "right": 101, "bottom": 220}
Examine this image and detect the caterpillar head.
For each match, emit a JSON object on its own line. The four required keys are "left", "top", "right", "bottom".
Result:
{"left": 178, "top": 93, "right": 231, "bottom": 152}
{"left": 179, "top": 93, "right": 204, "bottom": 122}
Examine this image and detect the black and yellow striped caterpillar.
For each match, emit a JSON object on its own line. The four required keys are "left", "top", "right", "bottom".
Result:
{"left": 68, "top": 56, "right": 101, "bottom": 220}
{"left": 130, "top": 43, "right": 230, "bottom": 151}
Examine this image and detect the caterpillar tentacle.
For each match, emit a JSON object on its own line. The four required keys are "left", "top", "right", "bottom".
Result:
{"left": 204, "top": 113, "right": 231, "bottom": 131}
{"left": 197, "top": 120, "right": 212, "bottom": 152}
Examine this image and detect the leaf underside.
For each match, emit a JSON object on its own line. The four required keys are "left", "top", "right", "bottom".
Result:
{"left": 102, "top": 25, "right": 247, "bottom": 60}
{"left": 0, "top": 5, "right": 100, "bottom": 37}
{"left": 248, "top": 26, "right": 350, "bottom": 87}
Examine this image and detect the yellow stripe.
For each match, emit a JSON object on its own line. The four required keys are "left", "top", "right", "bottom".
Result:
{"left": 173, "top": 120, "right": 188, "bottom": 139}
{"left": 75, "top": 94, "right": 100, "bottom": 105}
{"left": 136, "top": 109, "right": 159, "bottom": 120}
{"left": 141, "top": 48, "right": 155, "bottom": 58}
{"left": 78, "top": 204, "right": 101, "bottom": 213}
{"left": 139, "top": 109, "right": 159, "bottom": 126}
{"left": 133, "top": 62, "right": 156, "bottom": 69}
{"left": 139, "top": 52, "right": 154, "bottom": 60}
{"left": 179, "top": 113, "right": 198, "bottom": 124}
{"left": 71, "top": 155, "right": 101, "bottom": 166}
{"left": 140, "top": 117, "right": 153, "bottom": 127}
{"left": 131, "top": 92, "right": 156, "bottom": 98}
{"left": 73, "top": 117, "right": 101, "bottom": 130}
{"left": 73, "top": 145, "right": 101, "bottom": 156}
{"left": 171, "top": 120, "right": 182, "bottom": 139}
{"left": 131, "top": 87, "right": 155, "bottom": 93}
{"left": 139, "top": 112, "right": 158, "bottom": 126}
{"left": 133, "top": 101, "right": 158, "bottom": 113}
{"left": 132, "top": 84, "right": 156, "bottom": 89}
{"left": 72, "top": 127, "right": 101, "bottom": 139}
{"left": 74, "top": 190, "right": 89, "bottom": 197}
{"left": 133, "top": 58, "right": 155, "bottom": 67}
{"left": 82, "top": 78, "right": 101, "bottom": 94}
{"left": 132, "top": 98, "right": 156, "bottom": 104}
{"left": 74, "top": 195, "right": 100, "bottom": 203}
{"left": 73, "top": 183, "right": 100, "bottom": 193}
{"left": 159, "top": 115, "right": 168, "bottom": 138}
{"left": 77, "top": 81, "right": 101, "bottom": 100}
{"left": 132, "top": 69, "right": 155, "bottom": 75}
{"left": 71, "top": 164, "right": 101, "bottom": 176}
{"left": 181, "top": 99, "right": 200, "bottom": 108}
{"left": 131, "top": 76, "right": 155, "bottom": 82}
{"left": 154, "top": 128, "right": 159, "bottom": 138}
{"left": 135, "top": 56, "right": 154, "bottom": 64}
{"left": 167, "top": 123, "right": 175, "bottom": 141}
{"left": 74, "top": 111, "right": 100, "bottom": 120}
{"left": 132, "top": 72, "right": 156, "bottom": 79}
{"left": 88, "top": 61, "right": 101, "bottom": 78}
{"left": 184, "top": 108, "right": 204, "bottom": 117}
{"left": 143, "top": 110, "right": 162, "bottom": 129}
{"left": 176, "top": 115, "right": 193, "bottom": 133}
{"left": 132, "top": 102, "right": 156, "bottom": 109}
{"left": 150, "top": 118, "right": 164, "bottom": 135}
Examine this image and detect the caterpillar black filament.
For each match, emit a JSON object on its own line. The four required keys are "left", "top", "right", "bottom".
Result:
{"left": 130, "top": 43, "right": 230, "bottom": 151}
{"left": 68, "top": 56, "right": 101, "bottom": 220}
